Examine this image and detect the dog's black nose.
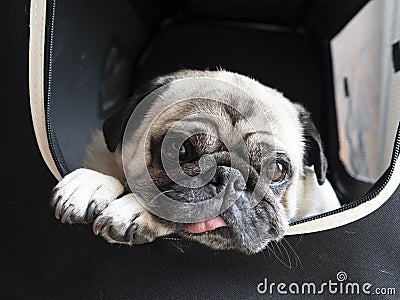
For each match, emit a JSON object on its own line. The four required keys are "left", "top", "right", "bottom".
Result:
{"left": 210, "top": 166, "right": 246, "bottom": 192}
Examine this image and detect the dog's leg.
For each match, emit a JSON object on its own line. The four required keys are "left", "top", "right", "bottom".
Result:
{"left": 50, "top": 168, "right": 125, "bottom": 223}
{"left": 50, "top": 168, "right": 172, "bottom": 244}
{"left": 92, "top": 194, "right": 173, "bottom": 244}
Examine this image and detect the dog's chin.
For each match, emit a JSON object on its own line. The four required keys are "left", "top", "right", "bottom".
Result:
{"left": 174, "top": 195, "right": 288, "bottom": 255}
{"left": 179, "top": 221, "right": 281, "bottom": 255}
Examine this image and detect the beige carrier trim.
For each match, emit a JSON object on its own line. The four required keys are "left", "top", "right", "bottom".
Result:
{"left": 29, "top": 0, "right": 61, "bottom": 180}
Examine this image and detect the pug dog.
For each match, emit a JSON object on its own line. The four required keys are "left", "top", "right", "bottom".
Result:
{"left": 50, "top": 70, "right": 340, "bottom": 254}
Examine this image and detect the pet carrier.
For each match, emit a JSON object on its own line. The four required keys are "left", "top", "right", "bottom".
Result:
{"left": 29, "top": 0, "right": 399, "bottom": 298}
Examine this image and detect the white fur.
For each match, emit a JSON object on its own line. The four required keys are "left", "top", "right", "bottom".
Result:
{"left": 52, "top": 168, "right": 124, "bottom": 222}
{"left": 97, "top": 194, "right": 173, "bottom": 244}
{"left": 295, "top": 167, "right": 341, "bottom": 219}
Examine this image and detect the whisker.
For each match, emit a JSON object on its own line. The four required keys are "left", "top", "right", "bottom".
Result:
{"left": 281, "top": 237, "right": 303, "bottom": 270}
{"left": 266, "top": 243, "right": 292, "bottom": 269}
{"left": 148, "top": 190, "right": 175, "bottom": 204}
{"left": 274, "top": 240, "right": 292, "bottom": 269}
{"left": 166, "top": 239, "right": 185, "bottom": 253}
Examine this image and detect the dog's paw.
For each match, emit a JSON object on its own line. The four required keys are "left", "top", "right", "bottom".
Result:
{"left": 50, "top": 168, "right": 124, "bottom": 224}
{"left": 92, "top": 194, "right": 172, "bottom": 245}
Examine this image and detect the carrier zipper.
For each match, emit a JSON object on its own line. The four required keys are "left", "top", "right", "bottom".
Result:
{"left": 162, "top": 237, "right": 182, "bottom": 241}
{"left": 290, "top": 124, "right": 400, "bottom": 226}
{"left": 45, "top": 0, "right": 66, "bottom": 177}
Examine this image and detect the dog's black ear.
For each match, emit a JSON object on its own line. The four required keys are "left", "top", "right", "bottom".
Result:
{"left": 103, "top": 76, "right": 174, "bottom": 152}
{"left": 297, "top": 105, "right": 327, "bottom": 185}
{"left": 103, "top": 98, "right": 141, "bottom": 152}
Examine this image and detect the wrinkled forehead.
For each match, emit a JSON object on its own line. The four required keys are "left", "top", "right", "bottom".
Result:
{"left": 149, "top": 97, "right": 285, "bottom": 149}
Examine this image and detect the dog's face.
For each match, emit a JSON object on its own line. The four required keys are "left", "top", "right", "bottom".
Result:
{"left": 103, "top": 70, "right": 327, "bottom": 254}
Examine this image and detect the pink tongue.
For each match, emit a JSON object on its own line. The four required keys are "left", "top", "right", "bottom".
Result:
{"left": 184, "top": 216, "right": 227, "bottom": 234}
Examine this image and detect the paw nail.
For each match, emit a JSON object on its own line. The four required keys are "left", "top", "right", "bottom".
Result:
{"left": 49, "top": 188, "right": 59, "bottom": 208}
{"left": 92, "top": 217, "right": 112, "bottom": 235}
{"left": 85, "top": 201, "right": 97, "bottom": 222}
{"left": 124, "top": 224, "right": 138, "bottom": 243}
{"left": 54, "top": 197, "right": 64, "bottom": 220}
{"left": 61, "top": 205, "right": 74, "bottom": 223}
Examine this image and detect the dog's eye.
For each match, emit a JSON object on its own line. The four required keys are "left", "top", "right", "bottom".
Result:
{"left": 264, "top": 160, "right": 287, "bottom": 183}
{"left": 272, "top": 161, "right": 287, "bottom": 182}
{"left": 162, "top": 138, "right": 195, "bottom": 163}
